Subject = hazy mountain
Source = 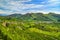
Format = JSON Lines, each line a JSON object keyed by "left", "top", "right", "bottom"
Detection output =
{"left": 0, "top": 14, "right": 8, "bottom": 16}
{"left": 1, "top": 13, "right": 60, "bottom": 22}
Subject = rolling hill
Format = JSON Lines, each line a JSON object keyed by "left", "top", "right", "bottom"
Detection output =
{"left": 0, "top": 12, "right": 60, "bottom": 40}
{"left": 4, "top": 12, "right": 60, "bottom": 22}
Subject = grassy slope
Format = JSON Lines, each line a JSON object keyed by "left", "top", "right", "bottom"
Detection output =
{"left": 0, "top": 13, "right": 60, "bottom": 40}
{"left": 0, "top": 21, "right": 60, "bottom": 40}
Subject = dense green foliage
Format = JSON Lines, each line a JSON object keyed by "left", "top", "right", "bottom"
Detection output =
{"left": 0, "top": 13, "right": 60, "bottom": 40}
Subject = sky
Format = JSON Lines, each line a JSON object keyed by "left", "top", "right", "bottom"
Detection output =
{"left": 0, "top": 0, "right": 60, "bottom": 14}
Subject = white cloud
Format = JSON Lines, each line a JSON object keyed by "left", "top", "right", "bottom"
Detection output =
{"left": 9, "top": 1, "right": 44, "bottom": 9}
{"left": 0, "top": 10, "right": 13, "bottom": 14}
{"left": 48, "top": 0, "right": 60, "bottom": 6}
{"left": 49, "top": 0, "right": 58, "bottom": 2}
{"left": 0, "top": 0, "right": 45, "bottom": 13}
{"left": 18, "top": 0, "right": 31, "bottom": 2}
{"left": 0, "top": 10, "right": 5, "bottom": 13}
{"left": 0, "top": 0, "right": 60, "bottom": 14}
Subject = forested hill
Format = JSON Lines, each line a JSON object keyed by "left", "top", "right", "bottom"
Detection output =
{"left": 0, "top": 12, "right": 60, "bottom": 40}
{"left": 1, "top": 12, "right": 60, "bottom": 22}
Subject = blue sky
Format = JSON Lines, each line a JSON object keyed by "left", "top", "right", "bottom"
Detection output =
{"left": 0, "top": 0, "right": 60, "bottom": 14}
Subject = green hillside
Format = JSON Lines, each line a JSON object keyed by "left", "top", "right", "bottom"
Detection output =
{"left": 0, "top": 13, "right": 60, "bottom": 40}
{"left": 5, "top": 12, "right": 60, "bottom": 22}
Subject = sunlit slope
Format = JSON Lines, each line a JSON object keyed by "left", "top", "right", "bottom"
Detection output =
{"left": 0, "top": 21, "right": 60, "bottom": 40}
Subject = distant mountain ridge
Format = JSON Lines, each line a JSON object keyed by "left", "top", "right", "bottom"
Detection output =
{"left": 0, "top": 14, "right": 8, "bottom": 16}
{"left": 0, "top": 12, "right": 60, "bottom": 22}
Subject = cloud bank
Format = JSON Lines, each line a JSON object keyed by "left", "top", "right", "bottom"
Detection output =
{"left": 0, "top": 0, "right": 60, "bottom": 14}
